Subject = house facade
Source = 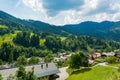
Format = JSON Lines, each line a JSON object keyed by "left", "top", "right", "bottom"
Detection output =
{"left": 0, "top": 62, "right": 60, "bottom": 80}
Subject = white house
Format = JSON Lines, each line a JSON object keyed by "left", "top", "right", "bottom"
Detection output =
{"left": 0, "top": 62, "right": 60, "bottom": 80}
{"left": 102, "top": 51, "right": 115, "bottom": 57}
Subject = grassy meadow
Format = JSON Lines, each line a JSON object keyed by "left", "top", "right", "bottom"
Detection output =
{"left": 66, "top": 65, "right": 120, "bottom": 80}
{"left": 0, "top": 31, "right": 20, "bottom": 46}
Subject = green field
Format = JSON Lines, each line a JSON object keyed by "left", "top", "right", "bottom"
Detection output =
{"left": 66, "top": 65, "right": 120, "bottom": 80}
{"left": 40, "top": 39, "right": 46, "bottom": 46}
{"left": 0, "top": 25, "right": 8, "bottom": 28}
{"left": 108, "top": 62, "right": 120, "bottom": 67}
{"left": 0, "top": 31, "right": 20, "bottom": 45}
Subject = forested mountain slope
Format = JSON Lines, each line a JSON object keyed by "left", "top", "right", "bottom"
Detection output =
{"left": 62, "top": 21, "right": 120, "bottom": 41}
{"left": 1, "top": 11, "right": 120, "bottom": 41}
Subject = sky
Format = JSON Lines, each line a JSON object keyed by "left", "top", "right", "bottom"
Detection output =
{"left": 0, "top": 0, "right": 120, "bottom": 25}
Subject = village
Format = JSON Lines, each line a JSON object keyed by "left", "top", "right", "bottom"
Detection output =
{"left": 54, "top": 51, "right": 120, "bottom": 66}
{"left": 0, "top": 50, "right": 120, "bottom": 80}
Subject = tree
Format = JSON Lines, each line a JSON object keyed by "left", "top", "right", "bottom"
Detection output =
{"left": 26, "top": 67, "right": 38, "bottom": 80}
{"left": 8, "top": 52, "right": 13, "bottom": 63}
{"left": 16, "top": 66, "right": 26, "bottom": 80}
{"left": 13, "top": 32, "right": 30, "bottom": 47}
{"left": 15, "top": 55, "right": 27, "bottom": 67}
{"left": 45, "top": 36, "right": 62, "bottom": 52}
{"left": 0, "top": 28, "right": 10, "bottom": 35}
{"left": 0, "top": 59, "right": 3, "bottom": 65}
{"left": 0, "top": 74, "right": 2, "bottom": 80}
{"left": 16, "top": 66, "right": 37, "bottom": 80}
{"left": 69, "top": 52, "right": 88, "bottom": 69}
{"left": 7, "top": 74, "right": 16, "bottom": 80}
{"left": 105, "top": 56, "right": 117, "bottom": 64}
{"left": 0, "top": 43, "right": 14, "bottom": 62}
{"left": 28, "top": 57, "right": 39, "bottom": 65}
{"left": 69, "top": 53, "right": 80, "bottom": 69}
{"left": 30, "top": 34, "right": 40, "bottom": 47}
{"left": 44, "top": 54, "right": 54, "bottom": 63}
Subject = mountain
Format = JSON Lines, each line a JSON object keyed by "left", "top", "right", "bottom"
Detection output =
{"left": 62, "top": 21, "right": 120, "bottom": 41}
{"left": 0, "top": 11, "right": 69, "bottom": 35}
{"left": 1, "top": 11, "right": 120, "bottom": 41}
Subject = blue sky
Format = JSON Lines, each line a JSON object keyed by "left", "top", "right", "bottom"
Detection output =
{"left": 0, "top": 0, "right": 120, "bottom": 25}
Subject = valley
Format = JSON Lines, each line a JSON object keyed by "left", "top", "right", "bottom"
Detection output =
{"left": 0, "top": 11, "right": 120, "bottom": 80}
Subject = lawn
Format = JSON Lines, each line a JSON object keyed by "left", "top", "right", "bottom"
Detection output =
{"left": 95, "top": 58, "right": 105, "bottom": 62}
{"left": 108, "top": 62, "right": 120, "bottom": 67}
{"left": 66, "top": 65, "right": 120, "bottom": 80}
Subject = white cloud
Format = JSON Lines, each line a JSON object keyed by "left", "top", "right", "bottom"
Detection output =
{"left": 22, "top": 0, "right": 45, "bottom": 13}
{"left": 19, "top": 0, "right": 120, "bottom": 25}
{"left": 15, "top": 0, "right": 21, "bottom": 7}
{"left": 112, "top": 13, "right": 120, "bottom": 20}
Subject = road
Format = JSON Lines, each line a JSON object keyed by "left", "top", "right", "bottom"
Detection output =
{"left": 94, "top": 62, "right": 118, "bottom": 69}
{"left": 56, "top": 67, "right": 69, "bottom": 80}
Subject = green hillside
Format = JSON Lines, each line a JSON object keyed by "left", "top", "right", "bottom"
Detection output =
{"left": 0, "top": 25, "right": 7, "bottom": 28}
{"left": 0, "top": 30, "right": 20, "bottom": 45}
{"left": 0, "top": 11, "right": 120, "bottom": 65}
{"left": 2, "top": 11, "right": 120, "bottom": 41}
{"left": 66, "top": 65, "right": 120, "bottom": 80}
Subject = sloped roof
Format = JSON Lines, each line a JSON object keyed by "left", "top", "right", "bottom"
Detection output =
{"left": 0, "top": 62, "right": 60, "bottom": 80}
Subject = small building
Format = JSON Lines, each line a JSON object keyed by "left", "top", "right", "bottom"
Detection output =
{"left": 102, "top": 52, "right": 115, "bottom": 57}
{"left": 114, "top": 53, "right": 120, "bottom": 62}
{"left": 88, "top": 59, "right": 95, "bottom": 65}
{"left": 54, "top": 56, "right": 68, "bottom": 62}
{"left": 54, "top": 52, "right": 73, "bottom": 62}
{"left": 54, "top": 57, "right": 61, "bottom": 62}
{"left": 88, "top": 52, "right": 101, "bottom": 59}
{"left": 0, "top": 62, "right": 60, "bottom": 80}
{"left": 101, "top": 54, "right": 107, "bottom": 58}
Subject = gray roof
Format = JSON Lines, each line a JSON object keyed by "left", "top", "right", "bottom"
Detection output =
{"left": 0, "top": 62, "right": 60, "bottom": 80}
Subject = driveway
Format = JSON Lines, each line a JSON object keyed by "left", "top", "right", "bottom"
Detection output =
{"left": 95, "top": 62, "right": 118, "bottom": 68}
{"left": 56, "top": 67, "right": 69, "bottom": 80}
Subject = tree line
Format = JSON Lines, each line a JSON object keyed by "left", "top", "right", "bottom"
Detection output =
{"left": 0, "top": 43, "right": 51, "bottom": 63}
{"left": 0, "top": 31, "right": 120, "bottom": 63}
{"left": 13, "top": 32, "right": 120, "bottom": 52}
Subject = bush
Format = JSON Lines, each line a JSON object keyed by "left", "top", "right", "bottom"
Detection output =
{"left": 105, "top": 56, "right": 117, "bottom": 64}
{"left": 15, "top": 55, "right": 27, "bottom": 67}
{"left": 69, "top": 52, "right": 88, "bottom": 69}
{"left": 0, "top": 59, "right": 3, "bottom": 65}
{"left": 28, "top": 57, "right": 39, "bottom": 65}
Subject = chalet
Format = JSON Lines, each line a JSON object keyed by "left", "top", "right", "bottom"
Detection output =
{"left": 102, "top": 52, "right": 115, "bottom": 57}
{"left": 101, "top": 54, "right": 107, "bottom": 58}
{"left": 114, "top": 53, "right": 120, "bottom": 62}
{"left": 0, "top": 62, "right": 60, "bottom": 80}
{"left": 54, "top": 52, "right": 73, "bottom": 62}
{"left": 54, "top": 56, "right": 68, "bottom": 62}
{"left": 88, "top": 52, "right": 101, "bottom": 59}
{"left": 88, "top": 59, "right": 95, "bottom": 65}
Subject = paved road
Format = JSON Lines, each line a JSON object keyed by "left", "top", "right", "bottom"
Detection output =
{"left": 56, "top": 67, "right": 69, "bottom": 80}
{"left": 94, "top": 62, "right": 118, "bottom": 68}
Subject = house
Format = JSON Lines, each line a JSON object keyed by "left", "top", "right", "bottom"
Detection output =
{"left": 102, "top": 52, "right": 115, "bottom": 57}
{"left": 54, "top": 57, "right": 61, "bottom": 62}
{"left": 54, "top": 52, "right": 73, "bottom": 62}
{"left": 101, "top": 54, "right": 107, "bottom": 58}
{"left": 54, "top": 56, "right": 69, "bottom": 62}
{"left": 88, "top": 59, "right": 95, "bottom": 65}
{"left": 101, "top": 52, "right": 116, "bottom": 58}
{"left": 0, "top": 62, "right": 60, "bottom": 80}
{"left": 114, "top": 53, "right": 120, "bottom": 62}
{"left": 95, "top": 52, "right": 101, "bottom": 57}
{"left": 88, "top": 52, "right": 101, "bottom": 59}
